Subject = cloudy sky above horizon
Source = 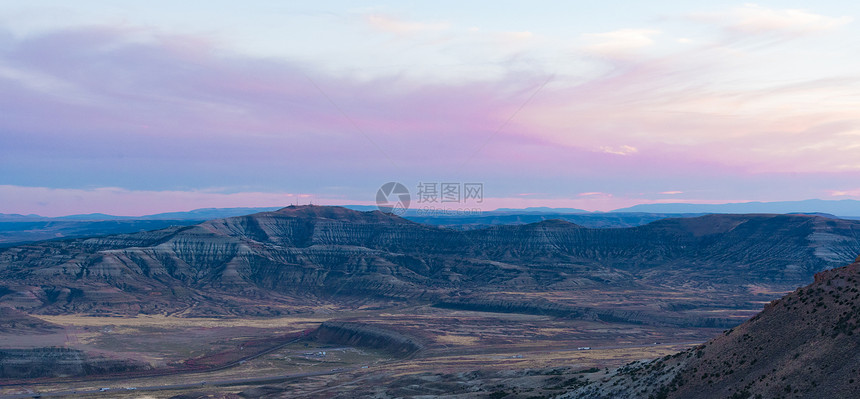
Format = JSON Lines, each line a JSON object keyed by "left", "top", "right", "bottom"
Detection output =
{"left": 2, "top": 1, "right": 860, "bottom": 216}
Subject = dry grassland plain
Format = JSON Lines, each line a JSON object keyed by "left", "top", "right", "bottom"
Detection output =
{"left": 0, "top": 304, "right": 721, "bottom": 398}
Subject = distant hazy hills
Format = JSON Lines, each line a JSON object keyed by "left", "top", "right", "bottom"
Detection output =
{"left": 611, "top": 199, "right": 860, "bottom": 216}
{"left": 2, "top": 199, "right": 859, "bottom": 246}
{"left": 5, "top": 199, "right": 860, "bottom": 221}
{"left": 491, "top": 206, "right": 589, "bottom": 213}
{"left": 0, "top": 219, "right": 205, "bottom": 247}
{"left": 0, "top": 207, "right": 284, "bottom": 246}
{"left": 0, "top": 207, "right": 283, "bottom": 221}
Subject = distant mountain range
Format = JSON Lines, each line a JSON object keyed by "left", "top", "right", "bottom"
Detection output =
{"left": 2, "top": 200, "right": 860, "bottom": 246}
{"left": 0, "top": 205, "right": 590, "bottom": 220}
{"left": 0, "top": 207, "right": 281, "bottom": 246}
{"left": 0, "top": 207, "right": 283, "bottom": 221}
{"left": 611, "top": 199, "right": 860, "bottom": 216}
{"left": 491, "top": 206, "right": 589, "bottom": 213}
{"left": 5, "top": 199, "right": 860, "bottom": 220}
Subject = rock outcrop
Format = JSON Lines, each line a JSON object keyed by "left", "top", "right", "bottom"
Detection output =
{"left": 562, "top": 257, "right": 860, "bottom": 399}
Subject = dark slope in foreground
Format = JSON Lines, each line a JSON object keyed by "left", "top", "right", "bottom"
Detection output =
{"left": 0, "top": 206, "right": 859, "bottom": 317}
{"left": 563, "top": 256, "right": 860, "bottom": 399}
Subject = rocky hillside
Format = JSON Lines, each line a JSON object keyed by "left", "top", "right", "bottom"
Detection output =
{"left": 0, "top": 206, "right": 858, "bottom": 317}
{"left": 562, "top": 256, "right": 860, "bottom": 399}
{"left": 0, "top": 307, "right": 61, "bottom": 333}
{"left": 314, "top": 321, "right": 423, "bottom": 357}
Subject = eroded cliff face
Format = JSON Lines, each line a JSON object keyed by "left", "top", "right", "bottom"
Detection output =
{"left": 0, "top": 206, "right": 858, "bottom": 317}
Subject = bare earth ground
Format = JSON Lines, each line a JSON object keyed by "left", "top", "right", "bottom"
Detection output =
{"left": 0, "top": 299, "right": 729, "bottom": 398}
{"left": 0, "top": 283, "right": 789, "bottom": 398}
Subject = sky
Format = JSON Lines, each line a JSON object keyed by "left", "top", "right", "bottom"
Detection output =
{"left": 1, "top": 1, "right": 860, "bottom": 216}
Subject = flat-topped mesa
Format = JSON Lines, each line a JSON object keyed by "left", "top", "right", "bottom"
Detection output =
{"left": 194, "top": 205, "right": 432, "bottom": 251}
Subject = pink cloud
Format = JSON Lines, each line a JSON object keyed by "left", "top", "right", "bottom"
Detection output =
{"left": 581, "top": 28, "right": 660, "bottom": 59}
{"left": 365, "top": 14, "right": 450, "bottom": 35}
{"left": 830, "top": 188, "right": 860, "bottom": 197}
{"left": 0, "top": 26, "right": 544, "bottom": 172}
{"left": 5, "top": 23, "right": 856, "bottom": 178}
{"left": 722, "top": 4, "right": 852, "bottom": 34}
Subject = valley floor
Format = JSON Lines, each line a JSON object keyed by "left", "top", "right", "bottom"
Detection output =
{"left": 0, "top": 305, "right": 722, "bottom": 398}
